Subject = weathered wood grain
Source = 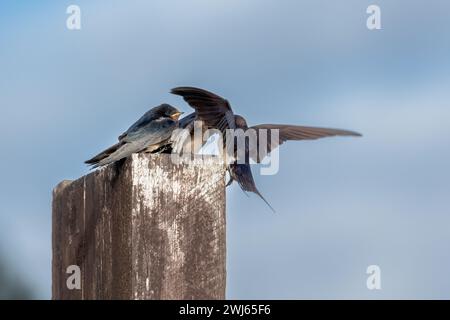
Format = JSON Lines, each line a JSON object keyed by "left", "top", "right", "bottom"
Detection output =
{"left": 52, "top": 153, "right": 226, "bottom": 300}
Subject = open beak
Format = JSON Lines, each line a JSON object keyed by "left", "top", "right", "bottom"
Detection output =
{"left": 170, "top": 111, "right": 184, "bottom": 120}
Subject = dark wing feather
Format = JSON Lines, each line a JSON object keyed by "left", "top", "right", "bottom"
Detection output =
{"left": 84, "top": 141, "right": 125, "bottom": 165}
{"left": 250, "top": 124, "right": 362, "bottom": 162}
{"left": 171, "top": 87, "right": 236, "bottom": 132}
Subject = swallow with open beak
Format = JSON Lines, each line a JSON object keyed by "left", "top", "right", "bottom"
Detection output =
{"left": 85, "top": 104, "right": 183, "bottom": 168}
{"left": 171, "top": 86, "right": 362, "bottom": 211}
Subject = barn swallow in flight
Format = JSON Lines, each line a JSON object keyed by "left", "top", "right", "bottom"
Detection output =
{"left": 171, "top": 87, "right": 361, "bottom": 211}
{"left": 85, "top": 104, "right": 183, "bottom": 168}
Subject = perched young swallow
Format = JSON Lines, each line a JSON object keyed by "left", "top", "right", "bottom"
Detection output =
{"left": 171, "top": 87, "right": 361, "bottom": 211}
{"left": 85, "top": 104, "right": 183, "bottom": 168}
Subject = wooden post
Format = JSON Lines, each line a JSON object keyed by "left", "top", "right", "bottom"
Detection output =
{"left": 52, "top": 153, "right": 226, "bottom": 300}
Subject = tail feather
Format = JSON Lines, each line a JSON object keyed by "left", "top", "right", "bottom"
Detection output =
{"left": 253, "top": 189, "right": 275, "bottom": 213}
{"left": 229, "top": 163, "right": 275, "bottom": 213}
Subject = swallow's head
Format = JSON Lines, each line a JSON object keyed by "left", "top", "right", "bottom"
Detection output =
{"left": 155, "top": 104, "right": 184, "bottom": 120}
{"left": 169, "top": 109, "right": 183, "bottom": 121}
{"left": 234, "top": 114, "right": 248, "bottom": 129}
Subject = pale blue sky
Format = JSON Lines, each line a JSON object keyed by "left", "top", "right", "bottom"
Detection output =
{"left": 1, "top": 0, "right": 449, "bottom": 299}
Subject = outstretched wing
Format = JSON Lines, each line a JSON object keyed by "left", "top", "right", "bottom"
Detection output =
{"left": 171, "top": 87, "right": 236, "bottom": 132}
{"left": 250, "top": 124, "right": 362, "bottom": 162}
